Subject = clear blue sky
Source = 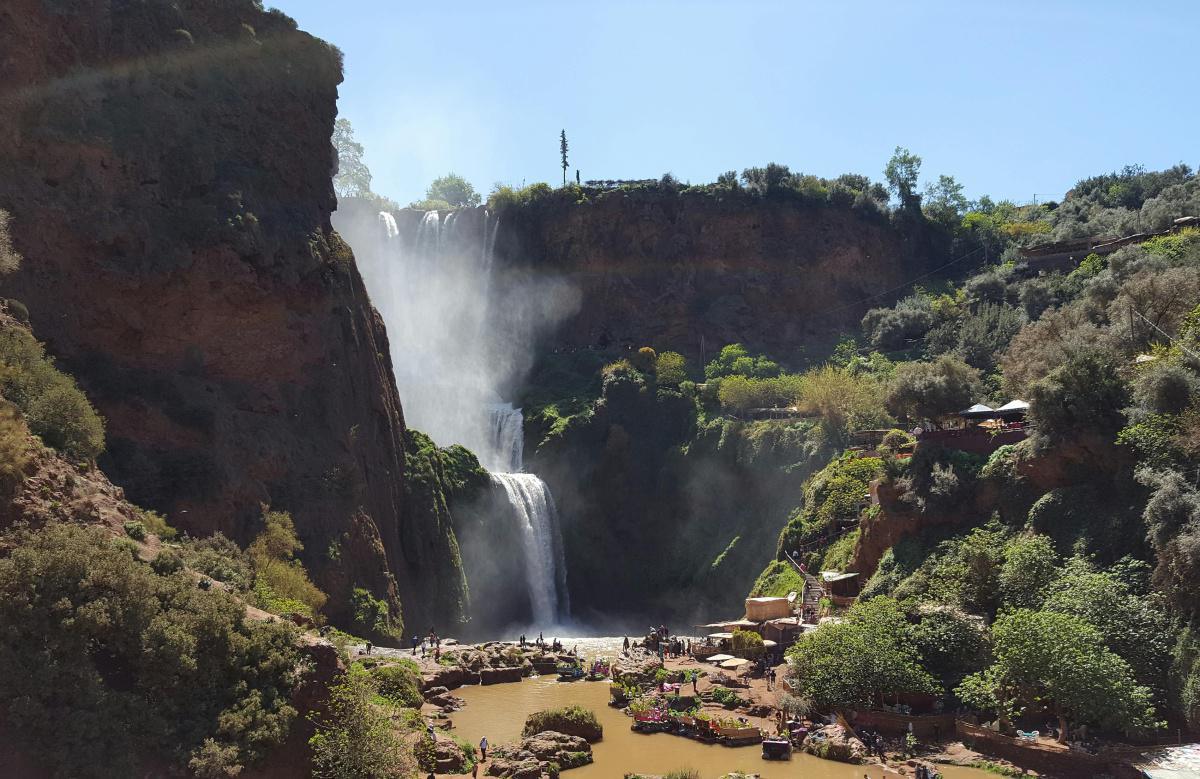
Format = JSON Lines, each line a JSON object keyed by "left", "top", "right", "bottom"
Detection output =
{"left": 271, "top": 0, "right": 1197, "bottom": 207}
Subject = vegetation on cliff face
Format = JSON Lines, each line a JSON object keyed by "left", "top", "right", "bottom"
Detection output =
{"left": 524, "top": 347, "right": 831, "bottom": 620}
{"left": 0, "top": 522, "right": 303, "bottom": 778}
{"left": 755, "top": 164, "right": 1200, "bottom": 737}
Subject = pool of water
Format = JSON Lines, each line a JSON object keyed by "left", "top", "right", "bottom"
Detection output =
{"left": 449, "top": 674, "right": 991, "bottom": 779}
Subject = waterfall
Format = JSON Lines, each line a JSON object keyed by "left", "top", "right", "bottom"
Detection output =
{"left": 336, "top": 203, "right": 571, "bottom": 625}
{"left": 492, "top": 473, "right": 569, "bottom": 625}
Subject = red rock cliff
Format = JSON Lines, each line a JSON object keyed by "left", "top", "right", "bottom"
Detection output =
{"left": 0, "top": 0, "right": 465, "bottom": 632}
{"left": 494, "top": 192, "right": 933, "bottom": 361}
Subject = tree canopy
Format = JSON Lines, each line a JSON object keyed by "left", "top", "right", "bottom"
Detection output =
{"left": 787, "top": 597, "right": 940, "bottom": 710}
{"left": 424, "top": 173, "right": 481, "bottom": 208}
{"left": 332, "top": 118, "right": 373, "bottom": 198}
{"left": 957, "top": 609, "right": 1159, "bottom": 741}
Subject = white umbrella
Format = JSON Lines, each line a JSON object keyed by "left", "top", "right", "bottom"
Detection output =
{"left": 719, "top": 657, "right": 750, "bottom": 669}
{"left": 707, "top": 653, "right": 735, "bottom": 663}
{"left": 761, "top": 640, "right": 778, "bottom": 648}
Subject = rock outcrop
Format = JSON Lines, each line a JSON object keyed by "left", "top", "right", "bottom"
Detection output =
{"left": 488, "top": 731, "right": 593, "bottom": 778}
{"left": 801, "top": 723, "right": 867, "bottom": 763}
{"left": 0, "top": 0, "right": 466, "bottom": 632}
{"left": 494, "top": 191, "right": 935, "bottom": 362}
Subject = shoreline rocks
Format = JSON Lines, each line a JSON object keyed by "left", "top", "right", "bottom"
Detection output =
{"left": 488, "top": 731, "right": 593, "bottom": 778}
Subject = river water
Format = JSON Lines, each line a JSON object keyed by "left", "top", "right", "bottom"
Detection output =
{"left": 447, "top": 643, "right": 992, "bottom": 779}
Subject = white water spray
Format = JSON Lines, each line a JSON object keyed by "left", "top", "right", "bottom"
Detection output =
{"left": 337, "top": 204, "right": 575, "bottom": 624}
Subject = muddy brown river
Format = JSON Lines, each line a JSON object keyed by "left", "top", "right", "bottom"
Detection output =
{"left": 450, "top": 674, "right": 992, "bottom": 779}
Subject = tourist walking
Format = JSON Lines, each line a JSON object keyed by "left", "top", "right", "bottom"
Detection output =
{"left": 622, "top": 636, "right": 629, "bottom": 650}
{"left": 411, "top": 634, "right": 419, "bottom": 655}
{"left": 479, "top": 735, "right": 489, "bottom": 761}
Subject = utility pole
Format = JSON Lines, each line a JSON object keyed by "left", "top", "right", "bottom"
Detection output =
{"left": 560, "top": 130, "right": 569, "bottom": 187}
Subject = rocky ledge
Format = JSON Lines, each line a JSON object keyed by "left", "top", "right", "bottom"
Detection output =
{"left": 486, "top": 731, "right": 593, "bottom": 778}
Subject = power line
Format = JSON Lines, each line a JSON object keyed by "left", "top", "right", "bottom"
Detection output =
{"left": 1130, "top": 306, "right": 1200, "bottom": 362}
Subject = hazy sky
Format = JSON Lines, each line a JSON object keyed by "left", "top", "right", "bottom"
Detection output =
{"left": 271, "top": 0, "right": 1197, "bottom": 207}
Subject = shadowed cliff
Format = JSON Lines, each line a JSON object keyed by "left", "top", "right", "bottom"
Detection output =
{"left": 0, "top": 0, "right": 466, "bottom": 634}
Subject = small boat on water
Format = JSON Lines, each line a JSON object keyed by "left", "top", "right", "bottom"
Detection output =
{"left": 556, "top": 662, "right": 585, "bottom": 681}
{"left": 761, "top": 735, "right": 792, "bottom": 760}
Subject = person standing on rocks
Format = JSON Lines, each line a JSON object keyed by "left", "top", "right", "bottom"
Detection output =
{"left": 479, "top": 735, "right": 489, "bottom": 761}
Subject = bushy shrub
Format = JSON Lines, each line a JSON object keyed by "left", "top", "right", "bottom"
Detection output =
{"left": 123, "top": 519, "right": 147, "bottom": 541}
{"left": 138, "top": 509, "right": 177, "bottom": 540}
{"left": 655, "top": 351, "right": 688, "bottom": 385}
{"left": 249, "top": 509, "right": 327, "bottom": 619}
{"left": 309, "top": 666, "right": 414, "bottom": 779}
{"left": 1133, "top": 361, "right": 1199, "bottom": 416}
{"left": 522, "top": 706, "right": 603, "bottom": 742}
{"left": 0, "top": 325, "right": 105, "bottom": 459}
{"left": 350, "top": 586, "right": 396, "bottom": 638}
{"left": 862, "top": 297, "right": 934, "bottom": 349}
{"left": 731, "top": 628, "right": 765, "bottom": 659}
{"left": 0, "top": 523, "right": 301, "bottom": 778}
{"left": 0, "top": 402, "right": 30, "bottom": 494}
{"left": 885, "top": 355, "right": 981, "bottom": 423}
{"left": 704, "top": 343, "right": 780, "bottom": 380}
{"left": 371, "top": 660, "right": 423, "bottom": 708}
{"left": 1028, "top": 349, "right": 1129, "bottom": 445}
{"left": 180, "top": 532, "right": 254, "bottom": 591}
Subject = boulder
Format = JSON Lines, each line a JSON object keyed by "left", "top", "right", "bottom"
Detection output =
{"left": 612, "top": 648, "right": 662, "bottom": 685}
{"left": 480, "top": 666, "right": 523, "bottom": 685}
{"left": 433, "top": 736, "right": 472, "bottom": 773}
{"left": 423, "top": 666, "right": 466, "bottom": 691}
{"left": 423, "top": 685, "right": 450, "bottom": 699}
{"left": 520, "top": 730, "right": 593, "bottom": 769}
{"left": 801, "top": 724, "right": 867, "bottom": 764}
{"left": 485, "top": 754, "right": 544, "bottom": 779}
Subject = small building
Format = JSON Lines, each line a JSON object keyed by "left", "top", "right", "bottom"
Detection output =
{"left": 761, "top": 616, "right": 804, "bottom": 648}
{"left": 821, "top": 571, "right": 861, "bottom": 606}
{"left": 745, "top": 595, "right": 793, "bottom": 621}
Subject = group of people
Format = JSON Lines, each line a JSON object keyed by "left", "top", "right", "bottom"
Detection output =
{"left": 517, "top": 632, "right": 566, "bottom": 653}
{"left": 410, "top": 629, "right": 443, "bottom": 660}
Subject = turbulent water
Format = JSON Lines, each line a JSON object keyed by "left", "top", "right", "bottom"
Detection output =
{"left": 337, "top": 204, "right": 573, "bottom": 624}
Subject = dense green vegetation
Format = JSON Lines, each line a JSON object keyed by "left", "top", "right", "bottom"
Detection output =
{"left": 308, "top": 665, "right": 416, "bottom": 779}
{"left": 0, "top": 522, "right": 302, "bottom": 778}
{"left": 766, "top": 163, "right": 1200, "bottom": 741}
{"left": 0, "top": 323, "right": 105, "bottom": 459}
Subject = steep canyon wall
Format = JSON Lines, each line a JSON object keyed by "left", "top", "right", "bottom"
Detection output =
{"left": 0, "top": 0, "right": 465, "bottom": 633}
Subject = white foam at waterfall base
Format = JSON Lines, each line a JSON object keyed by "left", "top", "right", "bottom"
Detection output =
{"left": 336, "top": 204, "right": 577, "bottom": 624}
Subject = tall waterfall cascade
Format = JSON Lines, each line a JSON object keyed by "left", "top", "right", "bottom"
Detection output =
{"left": 341, "top": 205, "right": 569, "bottom": 625}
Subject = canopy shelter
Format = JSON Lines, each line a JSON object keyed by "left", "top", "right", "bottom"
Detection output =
{"left": 707, "top": 632, "right": 735, "bottom": 640}
{"left": 959, "top": 400, "right": 1029, "bottom": 421}
{"left": 707, "top": 653, "right": 735, "bottom": 663}
{"left": 761, "top": 640, "right": 778, "bottom": 648}
{"left": 959, "top": 403, "right": 995, "bottom": 419}
{"left": 719, "top": 657, "right": 750, "bottom": 669}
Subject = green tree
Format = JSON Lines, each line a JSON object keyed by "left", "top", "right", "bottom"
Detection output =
{"left": 885, "top": 355, "right": 981, "bottom": 424}
{"left": 957, "top": 609, "right": 1159, "bottom": 741}
{"left": 731, "top": 628, "right": 765, "bottom": 660}
{"left": 560, "top": 130, "right": 569, "bottom": 187}
{"left": 797, "top": 364, "right": 889, "bottom": 440}
{"left": 787, "top": 597, "right": 940, "bottom": 710}
{"left": 704, "top": 343, "right": 780, "bottom": 380}
{"left": 655, "top": 351, "right": 688, "bottom": 385}
{"left": 884, "top": 146, "right": 922, "bottom": 208}
{"left": 998, "top": 533, "right": 1059, "bottom": 610}
{"left": 1027, "top": 349, "right": 1129, "bottom": 446}
{"left": 309, "top": 667, "right": 413, "bottom": 779}
{"left": 923, "top": 174, "right": 968, "bottom": 225}
{"left": 0, "top": 523, "right": 300, "bottom": 778}
{"left": 332, "top": 118, "right": 373, "bottom": 198}
{"left": 1043, "top": 558, "right": 1175, "bottom": 702}
{"left": 249, "top": 509, "right": 328, "bottom": 620}
{"left": 424, "top": 173, "right": 480, "bottom": 208}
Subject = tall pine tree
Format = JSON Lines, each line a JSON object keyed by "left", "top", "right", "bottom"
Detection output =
{"left": 560, "top": 130, "right": 569, "bottom": 186}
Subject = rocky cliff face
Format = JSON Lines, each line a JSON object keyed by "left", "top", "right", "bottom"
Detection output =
{"left": 496, "top": 192, "right": 931, "bottom": 361}
{"left": 0, "top": 0, "right": 465, "bottom": 633}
